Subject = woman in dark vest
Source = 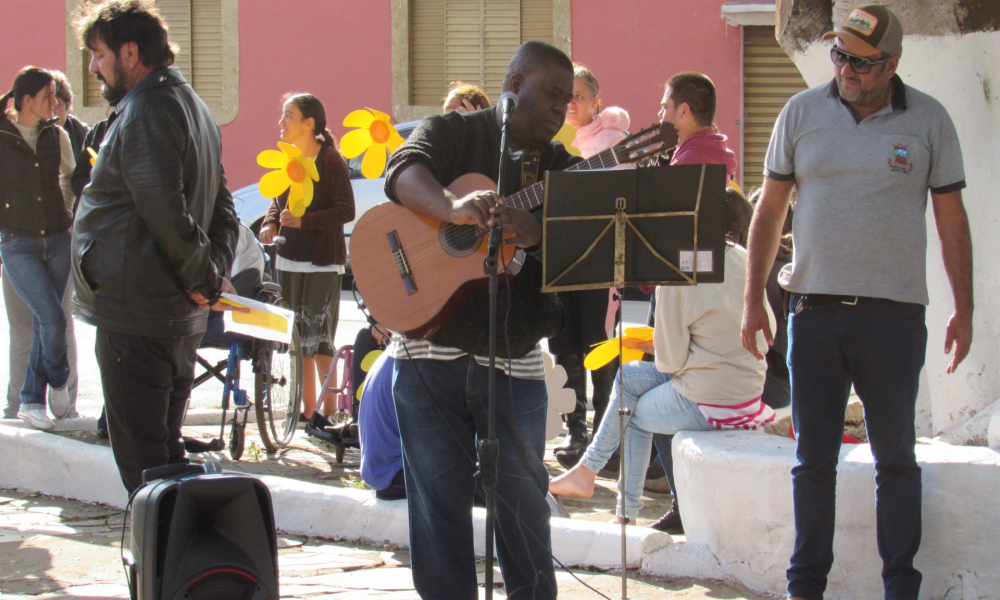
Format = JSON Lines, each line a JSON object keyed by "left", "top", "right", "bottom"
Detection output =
{"left": 259, "top": 93, "right": 355, "bottom": 422}
{"left": 0, "top": 67, "right": 76, "bottom": 431}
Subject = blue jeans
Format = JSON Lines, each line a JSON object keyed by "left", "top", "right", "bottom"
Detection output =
{"left": 0, "top": 229, "right": 71, "bottom": 408}
{"left": 580, "top": 361, "right": 712, "bottom": 519}
{"left": 786, "top": 294, "right": 926, "bottom": 600}
{"left": 392, "top": 356, "right": 555, "bottom": 600}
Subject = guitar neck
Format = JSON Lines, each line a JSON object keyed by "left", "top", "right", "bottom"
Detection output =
{"left": 503, "top": 145, "right": 623, "bottom": 212}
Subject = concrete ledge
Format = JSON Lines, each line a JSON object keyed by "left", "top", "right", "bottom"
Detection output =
{"left": 0, "top": 424, "right": 670, "bottom": 572}
{"left": 0, "top": 424, "right": 128, "bottom": 508}
{"left": 672, "top": 430, "right": 1000, "bottom": 599}
{"left": 0, "top": 407, "right": 242, "bottom": 431}
{"left": 1, "top": 415, "right": 100, "bottom": 432}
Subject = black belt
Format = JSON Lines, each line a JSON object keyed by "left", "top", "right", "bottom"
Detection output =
{"left": 796, "top": 293, "right": 866, "bottom": 313}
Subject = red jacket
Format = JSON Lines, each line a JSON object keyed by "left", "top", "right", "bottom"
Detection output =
{"left": 671, "top": 127, "right": 738, "bottom": 179}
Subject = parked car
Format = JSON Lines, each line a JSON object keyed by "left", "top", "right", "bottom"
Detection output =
{"left": 232, "top": 119, "right": 421, "bottom": 273}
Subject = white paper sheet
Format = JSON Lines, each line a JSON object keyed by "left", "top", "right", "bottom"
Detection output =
{"left": 220, "top": 293, "right": 295, "bottom": 344}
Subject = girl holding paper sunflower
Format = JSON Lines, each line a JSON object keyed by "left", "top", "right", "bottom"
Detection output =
{"left": 259, "top": 93, "right": 355, "bottom": 420}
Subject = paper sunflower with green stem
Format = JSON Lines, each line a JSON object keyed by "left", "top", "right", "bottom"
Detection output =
{"left": 340, "top": 108, "right": 405, "bottom": 179}
{"left": 257, "top": 142, "right": 320, "bottom": 216}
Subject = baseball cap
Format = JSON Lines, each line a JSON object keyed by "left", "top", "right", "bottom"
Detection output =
{"left": 823, "top": 4, "right": 903, "bottom": 57}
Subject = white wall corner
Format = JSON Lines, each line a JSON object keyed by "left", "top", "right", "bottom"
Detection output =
{"left": 721, "top": 3, "right": 777, "bottom": 27}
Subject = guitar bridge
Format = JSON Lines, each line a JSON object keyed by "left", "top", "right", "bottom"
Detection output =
{"left": 386, "top": 230, "right": 417, "bottom": 296}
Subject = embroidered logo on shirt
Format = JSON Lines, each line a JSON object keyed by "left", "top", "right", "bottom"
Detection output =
{"left": 844, "top": 9, "right": 878, "bottom": 36}
{"left": 888, "top": 143, "right": 913, "bottom": 174}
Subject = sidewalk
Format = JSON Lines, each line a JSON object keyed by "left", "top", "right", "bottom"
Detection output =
{"left": 0, "top": 290, "right": 778, "bottom": 598}
{"left": 0, "top": 488, "right": 774, "bottom": 599}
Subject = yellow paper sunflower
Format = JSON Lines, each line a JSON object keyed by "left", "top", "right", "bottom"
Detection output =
{"left": 340, "top": 108, "right": 405, "bottom": 179}
{"left": 256, "top": 141, "right": 320, "bottom": 217}
{"left": 583, "top": 326, "right": 653, "bottom": 370}
{"left": 553, "top": 123, "right": 581, "bottom": 157}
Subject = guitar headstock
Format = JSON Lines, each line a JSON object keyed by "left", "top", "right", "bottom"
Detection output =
{"left": 614, "top": 122, "right": 680, "bottom": 165}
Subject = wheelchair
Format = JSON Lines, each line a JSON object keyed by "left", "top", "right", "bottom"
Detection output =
{"left": 303, "top": 343, "right": 357, "bottom": 463}
{"left": 186, "top": 233, "right": 303, "bottom": 460}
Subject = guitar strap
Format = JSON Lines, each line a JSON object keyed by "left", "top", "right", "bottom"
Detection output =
{"left": 520, "top": 151, "right": 541, "bottom": 189}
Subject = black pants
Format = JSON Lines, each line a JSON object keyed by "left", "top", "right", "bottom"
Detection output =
{"left": 555, "top": 352, "right": 616, "bottom": 435}
{"left": 96, "top": 328, "right": 202, "bottom": 495}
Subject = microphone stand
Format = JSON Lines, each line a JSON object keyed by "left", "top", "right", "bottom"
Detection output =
{"left": 480, "top": 101, "right": 512, "bottom": 598}
{"left": 615, "top": 293, "right": 630, "bottom": 599}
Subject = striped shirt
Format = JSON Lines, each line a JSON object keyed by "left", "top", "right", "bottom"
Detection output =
{"left": 387, "top": 339, "right": 546, "bottom": 380}
{"left": 697, "top": 397, "right": 776, "bottom": 430}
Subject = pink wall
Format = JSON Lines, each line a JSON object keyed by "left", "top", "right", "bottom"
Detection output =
{"left": 222, "top": 2, "right": 393, "bottom": 189}
{"left": 1, "top": 0, "right": 67, "bottom": 87}
{"left": 3, "top": 1, "right": 742, "bottom": 187}
{"left": 570, "top": 0, "right": 743, "bottom": 174}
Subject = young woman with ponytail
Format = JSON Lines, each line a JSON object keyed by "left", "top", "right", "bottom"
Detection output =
{"left": 0, "top": 66, "right": 77, "bottom": 430}
{"left": 259, "top": 93, "right": 355, "bottom": 421}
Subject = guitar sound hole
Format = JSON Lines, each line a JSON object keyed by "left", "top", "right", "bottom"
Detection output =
{"left": 439, "top": 223, "right": 484, "bottom": 258}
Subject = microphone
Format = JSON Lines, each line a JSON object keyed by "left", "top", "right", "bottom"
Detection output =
{"left": 499, "top": 92, "right": 518, "bottom": 124}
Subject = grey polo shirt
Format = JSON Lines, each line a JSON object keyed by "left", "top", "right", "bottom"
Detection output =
{"left": 765, "top": 75, "right": 965, "bottom": 305}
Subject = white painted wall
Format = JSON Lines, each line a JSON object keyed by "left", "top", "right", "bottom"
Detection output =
{"left": 784, "top": 31, "right": 1000, "bottom": 437}
{"left": 669, "top": 430, "right": 1000, "bottom": 599}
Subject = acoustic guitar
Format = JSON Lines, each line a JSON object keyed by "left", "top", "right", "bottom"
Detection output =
{"left": 350, "top": 122, "right": 678, "bottom": 337}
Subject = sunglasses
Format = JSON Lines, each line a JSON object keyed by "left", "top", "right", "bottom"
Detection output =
{"left": 830, "top": 47, "right": 889, "bottom": 74}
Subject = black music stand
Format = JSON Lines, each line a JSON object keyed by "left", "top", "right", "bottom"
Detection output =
{"left": 541, "top": 163, "right": 727, "bottom": 599}
{"left": 542, "top": 163, "right": 727, "bottom": 291}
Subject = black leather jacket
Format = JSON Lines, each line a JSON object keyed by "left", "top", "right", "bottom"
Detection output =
{"left": 72, "top": 67, "right": 238, "bottom": 337}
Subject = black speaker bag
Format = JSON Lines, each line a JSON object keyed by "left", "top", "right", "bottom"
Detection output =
{"left": 129, "top": 472, "right": 279, "bottom": 600}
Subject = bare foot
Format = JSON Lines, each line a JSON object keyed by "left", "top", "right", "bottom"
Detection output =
{"left": 549, "top": 464, "right": 598, "bottom": 498}
{"left": 611, "top": 515, "right": 630, "bottom": 525}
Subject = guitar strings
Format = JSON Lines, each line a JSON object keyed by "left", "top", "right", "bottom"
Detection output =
{"left": 379, "top": 132, "right": 668, "bottom": 268}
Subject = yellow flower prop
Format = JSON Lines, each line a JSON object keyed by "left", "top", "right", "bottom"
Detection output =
{"left": 584, "top": 326, "right": 654, "bottom": 370}
{"left": 340, "top": 108, "right": 405, "bottom": 179}
{"left": 256, "top": 142, "right": 320, "bottom": 217}
{"left": 356, "top": 349, "right": 384, "bottom": 400}
{"left": 86, "top": 147, "right": 98, "bottom": 166}
{"left": 553, "top": 123, "right": 581, "bottom": 157}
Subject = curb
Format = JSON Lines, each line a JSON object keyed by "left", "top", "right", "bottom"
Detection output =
{"left": 0, "top": 407, "right": 255, "bottom": 433}
{"left": 0, "top": 423, "right": 674, "bottom": 571}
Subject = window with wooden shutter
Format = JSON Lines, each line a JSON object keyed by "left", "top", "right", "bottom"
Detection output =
{"left": 190, "top": 0, "right": 223, "bottom": 107}
{"left": 409, "top": 0, "right": 552, "bottom": 106}
{"left": 409, "top": 0, "right": 446, "bottom": 108}
{"left": 741, "top": 26, "right": 808, "bottom": 194}
{"left": 519, "top": 0, "right": 553, "bottom": 44}
{"left": 72, "top": 0, "right": 237, "bottom": 125}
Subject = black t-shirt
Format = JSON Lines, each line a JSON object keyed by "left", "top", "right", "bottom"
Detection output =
{"left": 384, "top": 107, "right": 579, "bottom": 358}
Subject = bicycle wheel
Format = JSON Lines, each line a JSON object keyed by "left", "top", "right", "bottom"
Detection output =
{"left": 255, "top": 327, "right": 303, "bottom": 449}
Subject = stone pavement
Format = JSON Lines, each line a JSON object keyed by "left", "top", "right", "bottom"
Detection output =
{"left": 1, "top": 489, "right": 776, "bottom": 599}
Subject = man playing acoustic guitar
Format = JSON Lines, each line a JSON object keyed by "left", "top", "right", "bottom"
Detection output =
{"left": 381, "top": 41, "right": 577, "bottom": 599}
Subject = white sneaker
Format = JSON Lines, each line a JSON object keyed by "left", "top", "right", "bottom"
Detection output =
{"left": 49, "top": 385, "right": 71, "bottom": 419}
{"left": 19, "top": 408, "right": 55, "bottom": 431}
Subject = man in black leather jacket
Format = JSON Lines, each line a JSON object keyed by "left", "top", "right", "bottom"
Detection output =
{"left": 72, "top": 0, "right": 240, "bottom": 494}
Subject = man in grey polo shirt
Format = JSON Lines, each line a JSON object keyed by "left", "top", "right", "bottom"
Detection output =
{"left": 740, "top": 5, "right": 972, "bottom": 600}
